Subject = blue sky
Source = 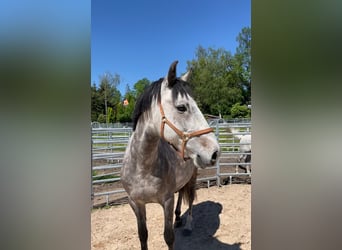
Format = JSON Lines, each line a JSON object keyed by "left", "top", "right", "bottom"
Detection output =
{"left": 92, "top": 0, "right": 250, "bottom": 95}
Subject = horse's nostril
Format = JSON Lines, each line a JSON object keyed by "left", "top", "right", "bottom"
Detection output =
{"left": 211, "top": 151, "right": 218, "bottom": 164}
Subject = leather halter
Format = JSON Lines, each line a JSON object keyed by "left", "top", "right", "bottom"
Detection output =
{"left": 159, "top": 101, "right": 214, "bottom": 160}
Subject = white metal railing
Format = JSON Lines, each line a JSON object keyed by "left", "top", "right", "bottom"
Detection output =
{"left": 91, "top": 120, "right": 251, "bottom": 205}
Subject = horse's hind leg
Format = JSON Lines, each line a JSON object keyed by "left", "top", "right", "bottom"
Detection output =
{"left": 174, "top": 191, "right": 183, "bottom": 227}
{"left": 163, "top": 195, "right": 175, "bottom": 250}
{"left": 128, "top": 197, "right": 148, "bottom": 250}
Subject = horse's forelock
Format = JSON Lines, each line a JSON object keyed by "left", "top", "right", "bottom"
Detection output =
{"left": 171, "top": 79, "right": 193, "bottom": 102}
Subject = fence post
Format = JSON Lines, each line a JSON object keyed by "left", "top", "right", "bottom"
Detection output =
{"left": 215, "top": 122, "right": 221, "bottom": 186}
{"left": 91, "top": 127, "right": 94, "bottom": 204}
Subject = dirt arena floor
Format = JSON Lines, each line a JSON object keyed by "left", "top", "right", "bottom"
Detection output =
{"left": 91, "top": 184, "right": 251, "bottom": 250}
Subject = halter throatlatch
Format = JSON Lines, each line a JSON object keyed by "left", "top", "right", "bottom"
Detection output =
{"left": 159, "top": 101, "right": 214, "bottom": 160}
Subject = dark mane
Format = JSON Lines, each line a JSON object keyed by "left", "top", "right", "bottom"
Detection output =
{"left": 132, "top": 78, "right": 163, "bottom": 131}
{"left": 132, "top": 77, "right": 193, "bottom": 131}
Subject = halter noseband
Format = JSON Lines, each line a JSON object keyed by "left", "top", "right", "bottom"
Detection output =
{"left": 159, "top": 101, "right": 214, "bottom": 160}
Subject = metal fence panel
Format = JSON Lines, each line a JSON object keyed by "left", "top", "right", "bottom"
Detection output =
{"left": 91, "top": 120, "right": 251, "bottom": 206}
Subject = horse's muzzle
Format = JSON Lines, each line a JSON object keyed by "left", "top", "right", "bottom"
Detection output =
{"left": 195, "top": 149, "right": 220, "bottom": 168}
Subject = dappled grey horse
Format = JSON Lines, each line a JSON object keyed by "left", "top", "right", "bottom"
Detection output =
{"left": 121, "top": 61, "right": 220, "bottom": 250}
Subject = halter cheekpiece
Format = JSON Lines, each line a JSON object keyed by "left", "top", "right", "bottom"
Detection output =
{"left": 158, "top": 101, "right": 214, "bottom": 160}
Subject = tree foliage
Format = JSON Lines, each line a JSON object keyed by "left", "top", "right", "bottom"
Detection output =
{"left": 91, "top": 27, "right": 251, "bottom": 122}
{"left": 235, "top": 27, "right": 251, "bottom": 104}
{"left": 117, "top": 85, "right": 136, "bottom": 123}
{"left": 133, "top": 78, "right": 150, "bottom": 99}
{"left": 91, "top": 72, "right": 122, "bottom": 122}
{"left": 186, "top": 47, "right": 243, "bottom": 116}
{"left": 91, "top": 76, "right": 151, "bottom": 123}
{"left": 91, "top": 83, "right": 102, "bottom": 121}
{"left": 186, "top": 26, "right": 251, "bottom": 117}
{"left": 230, "top": 103, "right": 251, "bottom": 118}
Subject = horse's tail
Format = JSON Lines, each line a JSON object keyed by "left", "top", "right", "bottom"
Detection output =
{"left": 182, "top": 168, "right": 197, "bottom": 205}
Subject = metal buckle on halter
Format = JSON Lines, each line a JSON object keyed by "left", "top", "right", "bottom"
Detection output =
{"left": 182, "top": 133, "right": 190, "bottom": 142}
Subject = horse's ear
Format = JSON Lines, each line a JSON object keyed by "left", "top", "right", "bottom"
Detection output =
{"left": 180, "top": 67, "right": 192, "bottom": 82}
{"left": 167, "top": 60, "right": 178, "bottom": 87}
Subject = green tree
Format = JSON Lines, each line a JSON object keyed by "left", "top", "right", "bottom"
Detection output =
{"left": 91, "top": 27, "right": 251, "bottom": 122}
{"left": 230, "top": 102, "right": 251, "bottom": 118}
{"left": 117, "top": 85, "right": 136, "bottom": 123}
{"left": 186, "top": 27, "right": 251, "bottom": 117}
{"left": 116, "top": 78, "right": 151, "bottom": 123}
{"left": 187, "top": 46, "right": 244, "bottom": 116}
{"left": 98, "top": 72, "right": 122, "bottom": 122}
{"left": 106, "top": 107, "right": 114, "bottom": 123}
{"left": 91, "top": 83, "right": 102, "bottom": 121}
{"left": 97, "top": 113, "right": 106, "bottom": 123}
{"left": 235, "top": 27, "right": 251, "bottom": 104}
{"left": 133, "top": 78, "right": 150, "bottom": 99}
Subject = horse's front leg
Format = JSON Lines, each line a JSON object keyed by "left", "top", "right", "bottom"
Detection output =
{"left": 183, "top": 168, "right": 197, "bottom": 236}
{"left": 128, "top": 197, "right": 148, "bottom": 250}
{"left": 163, "top": 195, "right": 175, "bottom": 250}
{"left": 174, "top": 191, "right": 183, "bottom": 227}
{"left": 183, "top": 195, "right": 194, "bottom": 236}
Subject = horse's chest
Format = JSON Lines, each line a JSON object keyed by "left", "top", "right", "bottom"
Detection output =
{"left": 127, "top": 173, "right": 174, "bottom": 203}
{"left": 175, "top": 162, "right": 196, "bottom": 191}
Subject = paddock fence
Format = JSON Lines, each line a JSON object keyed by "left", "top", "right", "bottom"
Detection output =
{"left": 91, "top": 120, "right": 251, "bottom": 207}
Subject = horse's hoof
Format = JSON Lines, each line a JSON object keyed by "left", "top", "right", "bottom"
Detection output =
{"left": 182, "top": 228, "right": 192, "bottom": 236}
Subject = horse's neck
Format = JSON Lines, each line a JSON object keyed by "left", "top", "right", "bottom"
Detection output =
{"left": 130, "top": 120, "right": 164, "bottom": 167}
{"left": 133, "top": 123, "right": 159, "bottom": 153}
{"left": 131, "top": 119, "right": 196, "bottom": 190}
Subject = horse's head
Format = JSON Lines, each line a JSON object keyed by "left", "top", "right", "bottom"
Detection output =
{"left": 158, "top": 61, "right": 220, "bottom": 168}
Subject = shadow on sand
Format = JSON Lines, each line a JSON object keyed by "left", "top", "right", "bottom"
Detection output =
{"left": 174, "top": 201, "right": 241, "bottom": 250}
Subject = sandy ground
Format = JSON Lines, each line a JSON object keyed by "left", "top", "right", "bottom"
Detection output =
{"left": 91, "top": 184, "right": 250, "bottom": 250}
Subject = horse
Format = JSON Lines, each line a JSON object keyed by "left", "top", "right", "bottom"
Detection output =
{"left": 121, "top": 61, "right": 220, "bottom": 250}
{"left": 230, "top": 127, "right": 251, "bottom": 173}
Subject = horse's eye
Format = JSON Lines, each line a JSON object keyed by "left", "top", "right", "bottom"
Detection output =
{"left": 176, "top": 105, "right": 187, "bottom": 113}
